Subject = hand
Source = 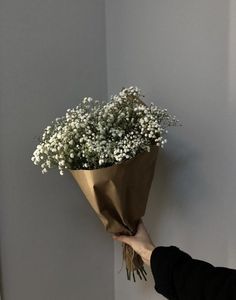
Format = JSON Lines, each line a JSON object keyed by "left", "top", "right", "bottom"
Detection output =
{"left": 113, "top": 221, "right": 155, "bottom": 266}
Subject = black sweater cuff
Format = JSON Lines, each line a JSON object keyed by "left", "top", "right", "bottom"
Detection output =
{"left": 150, "top": 246, "right": 192, "bottom": 299}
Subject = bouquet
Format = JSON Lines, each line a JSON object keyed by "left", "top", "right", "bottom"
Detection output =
{"left": 32, "top": 86, "right": 179, "bottom": 281}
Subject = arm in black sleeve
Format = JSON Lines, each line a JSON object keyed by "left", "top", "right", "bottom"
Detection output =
{"left": 150, "top": 246, "right": 236, "bottom": 300}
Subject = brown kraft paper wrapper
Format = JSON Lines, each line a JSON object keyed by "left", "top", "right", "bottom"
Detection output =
{"left": 70, "top": 146, "right": 158, "bottom": 281}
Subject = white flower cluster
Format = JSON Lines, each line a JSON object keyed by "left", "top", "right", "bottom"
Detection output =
{"left": 32, "top": 86, "right": 179, "bottom": 175}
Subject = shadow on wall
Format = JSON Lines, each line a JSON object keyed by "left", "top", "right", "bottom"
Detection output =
{"left": 145, "top": 134, "right": 208, "bottom": 243}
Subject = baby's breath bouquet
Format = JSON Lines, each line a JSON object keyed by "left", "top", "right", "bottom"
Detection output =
{"left": 32, "top": 86, "right": 179, "bottom": 281}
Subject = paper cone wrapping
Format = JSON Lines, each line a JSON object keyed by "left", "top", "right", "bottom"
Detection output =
{"left": 70, "top": 146, "right": 158, "bottom": 280}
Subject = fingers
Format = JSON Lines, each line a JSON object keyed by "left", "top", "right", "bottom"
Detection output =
{"left": 112, "top": 234, "right": 126, "bottom": 242}
{"left": 112, "top": 220, "right": 147, "bottom": 246}
{"left": 112, "top": 234, "right": 133, "bottom": 246}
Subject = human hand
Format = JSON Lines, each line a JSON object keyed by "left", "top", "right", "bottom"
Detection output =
{"left": 113, "top": 221, "right": 155, "bottom": 266}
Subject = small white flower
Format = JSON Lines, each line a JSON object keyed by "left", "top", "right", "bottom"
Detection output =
{"left": 32, "top": 86, "right": 179, "bottom": 174}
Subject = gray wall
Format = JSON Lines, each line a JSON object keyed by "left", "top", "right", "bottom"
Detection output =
{"left": 0, "top": 1, "right": 114, "bottom": 300}
{"left": 106, "top": 0, "right": 236, "bottom": 299}
{"left": 1, "top": 1, "right": 236, "bottom": 299}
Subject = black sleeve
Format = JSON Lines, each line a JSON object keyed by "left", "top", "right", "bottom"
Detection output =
{"left": 150, "top": 246, "right": 236, "bottom": 300}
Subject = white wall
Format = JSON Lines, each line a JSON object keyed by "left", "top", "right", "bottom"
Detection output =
{"left": 0, "top": 1, "right": 113, "bottom": 300}
{"left": 106, "top": 0, "right": 236, "bottom": 299}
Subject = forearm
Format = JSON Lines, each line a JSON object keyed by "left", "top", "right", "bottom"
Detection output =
{"left": 150, "top": 246, "right": 236, "bottom": 300}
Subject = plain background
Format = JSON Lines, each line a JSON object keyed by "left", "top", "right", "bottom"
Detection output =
{"left": 0, "top": 1, "right": 113, "bottom": 300}
{"left": 106, "top": 0, "right": 236, "bottom": 299}
{"left": 1, "top": 1, "right": 236, "bottom": 300}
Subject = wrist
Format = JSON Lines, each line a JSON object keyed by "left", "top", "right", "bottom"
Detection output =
{"left": 141, "top": 244, "right": 155, "bottom": 266}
